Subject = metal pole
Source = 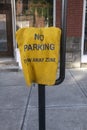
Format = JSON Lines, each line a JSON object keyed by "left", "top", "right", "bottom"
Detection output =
{"left": 55, "top": 0, "right": 67, "bottom": 85}
{"left": 60, "top": 0, "right": 67, "bottom": 78}
{"left": 38, "top": 85, "right": 46, "bottom": 130}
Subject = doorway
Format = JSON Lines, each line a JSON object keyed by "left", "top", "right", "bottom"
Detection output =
{"left": 0, "top": 4, "right": 13, "bottom": 57}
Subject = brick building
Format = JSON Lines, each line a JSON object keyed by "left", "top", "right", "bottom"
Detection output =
{"left": 0, "top": 0, "right": 87, "bottom": 68}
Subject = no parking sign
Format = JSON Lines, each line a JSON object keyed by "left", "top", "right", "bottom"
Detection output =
{"left": 16, "top": 27, "right": 61, "bottom": 86}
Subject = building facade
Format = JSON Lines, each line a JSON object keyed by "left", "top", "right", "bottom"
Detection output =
{"left": 0, "top": 0, "right": 86, "bottom": 68}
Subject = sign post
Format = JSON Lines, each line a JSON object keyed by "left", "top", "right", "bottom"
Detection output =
{"left": 38, "top": 0, "right": 67, "bottom": 130}
{"left": 38, "top": 85, "right": 45, "bottom": 130}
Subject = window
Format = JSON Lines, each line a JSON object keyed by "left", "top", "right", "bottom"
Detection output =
{"left": 0, "top": 3, "right": 13, "bottom": 57}
{"left": 0, "top": 0, "right": 5, "bottom": 3}
{"left": 16, "top": 0, "right": 53, "bottom": 29}
{"left": 0, "top": 0, "right": 11, "bottom": 3}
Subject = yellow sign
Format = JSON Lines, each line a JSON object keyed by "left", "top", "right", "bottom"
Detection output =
{"left": 16, "top": 27, "right": 61, "bottom": 86}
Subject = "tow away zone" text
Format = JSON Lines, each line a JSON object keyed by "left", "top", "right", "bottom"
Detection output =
{"left": 24, "top": 58, "right": 55, "bottom": 63}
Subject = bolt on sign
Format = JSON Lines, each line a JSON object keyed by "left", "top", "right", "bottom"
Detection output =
{"left": 16, "top": 27, "right": 61, "bottom": 86}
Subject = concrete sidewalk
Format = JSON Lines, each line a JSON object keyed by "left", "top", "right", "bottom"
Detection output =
{"left": 0, "top": 69, "right": 87, "bottom": 130}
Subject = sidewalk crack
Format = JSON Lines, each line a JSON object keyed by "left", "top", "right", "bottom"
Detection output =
{"left": 69, "top": 70, "right": 87, "bottom": 98}
{"left": 20, "top": 86, "right": 32, "bottom": 130}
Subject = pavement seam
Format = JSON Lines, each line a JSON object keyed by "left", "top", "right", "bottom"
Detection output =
{"left": 0, "top": 85, "right": 26, "bottom": 87}
{"left": 69, "top": 70, "right": 87, "bottom": 98}
{"left": 28, "top": 104, "right": 87, "bottom": 109}
{"left": 0, "top": 108, "right": 24, "bottom": 111}
{"left": 20, "top": 86, "right": 32, "bottom": 130}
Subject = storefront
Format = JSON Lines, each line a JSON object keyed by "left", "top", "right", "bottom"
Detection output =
{"left": 0, "top": 0, "right": 87, "bottom": 68}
